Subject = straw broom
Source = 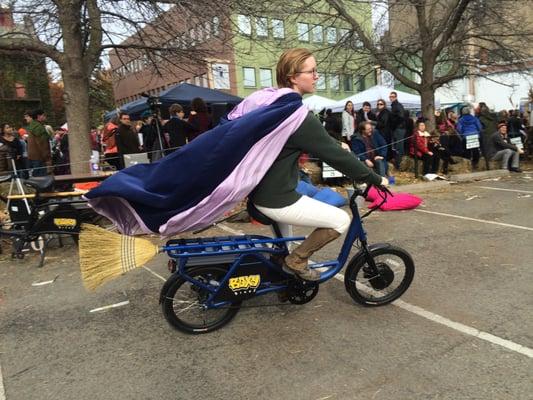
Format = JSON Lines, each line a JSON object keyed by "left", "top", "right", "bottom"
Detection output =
{"left": 79, "top": 224, "right": 160, "bottom": 291}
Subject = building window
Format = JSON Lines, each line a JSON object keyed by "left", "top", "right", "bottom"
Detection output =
{"left": 204, "top": 21, "right": 211, "bottom": 40}
{"left": 298, "top": 22, "right": 309, "bottom": 42}
{"left": 343, "top": 74, "right": 353, "bottom": 92}
{"left": 316, "top": 74, "right": 326, "bottom": 90}
{"left": 259, "top": 68, "right": 272, "bottom": 87}
{"left": 329, "top": 74, "right": 339, "bottom": 91}
{"left": 311, "top": 25, "right": 323, "bottom": 43}
{"left": 256, "top": 17, "right": 268, "bottom": 38}
{"left": 338, "top": 28, "right": 349, "bottom": 46}
{"left": 243, "top": 67, "right": 256, "bottom": 87}
{"left": 238, "top": 15, "right": 251, "bottom": 35}
{"left": 326, "top": 27, "right": 337, "bottom": 44}
{"left": 194, "top": 76, "right": 201, "bottom": 86}
{"left": 15, "top": 82, "right": 27, "bottom": 98}
{"left": 272, "top": 19, "right": 284, "bottom": 39}
{"left": 201, "top": 73, "right": 208, "bottom": 87}
{"left": 356, "top": 75, "right": 365, "bottom": 91}
{"left": 212, "top": 17, "right": 220, "bottom": 36}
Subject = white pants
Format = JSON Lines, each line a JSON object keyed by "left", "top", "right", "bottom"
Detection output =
{"left": 255, "top": 196, "right": 351, "bottom": 236}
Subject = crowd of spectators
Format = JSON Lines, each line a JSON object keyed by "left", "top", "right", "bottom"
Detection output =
{"left": 319, "top": 92, "right": 531, "bottom": 178}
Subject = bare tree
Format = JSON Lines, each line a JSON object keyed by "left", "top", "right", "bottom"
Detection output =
{"left": 250, "top": 0, "right": 532, "bottom": 129}
{"left": 0, "top": 1, "right": 234, "bottom": 173}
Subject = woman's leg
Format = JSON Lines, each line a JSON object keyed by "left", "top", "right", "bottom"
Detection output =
{"left": 256, "top": 196, "right": 350, "bottom": 280}
{"left": 422, "top": 154, "right": 431, "bottom": 175}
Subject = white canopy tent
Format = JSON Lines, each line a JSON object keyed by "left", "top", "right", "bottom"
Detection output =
{"left": 302, "top": 95, "right": 337, "bottom": 112}
{"left": 331, "top": 85, "right": 440, "bottom": 112}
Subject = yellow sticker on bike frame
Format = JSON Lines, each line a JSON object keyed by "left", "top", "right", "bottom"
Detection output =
{"left": 228, "top": 274, "right": 261, "bottom": 292}
{"left": 53, "top": 218, "right": 77, "bottom": 228}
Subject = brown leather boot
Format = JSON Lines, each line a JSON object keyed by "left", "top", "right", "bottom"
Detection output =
{"left": 284, "top": 228, "right": 341, "bottom": 281}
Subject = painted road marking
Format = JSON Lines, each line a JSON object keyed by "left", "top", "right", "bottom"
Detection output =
{"left": 474, "top": 186, "right": 533, "bottom": 194}
{"left": 0, "top": 362, "right": 5, "bottom": 400}
{"left": 414, "top": 209, "right": 533, "bottom": 231}
{"left": 142, "top": 266, "right": 167, "bottom": 282}
{"left": 89, "top": 301, "right": 130, "bottom": 313}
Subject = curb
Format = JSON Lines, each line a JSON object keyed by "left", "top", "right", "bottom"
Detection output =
{"left": 392, "top": 169, "right": 512, "bottom": 193}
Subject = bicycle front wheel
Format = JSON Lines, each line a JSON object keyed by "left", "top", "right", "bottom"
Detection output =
{"left": 161, "top": 265, "right": 242, "bottom": 334}
{"left": 344, "top": 246, "right": 414, "bottom": 306}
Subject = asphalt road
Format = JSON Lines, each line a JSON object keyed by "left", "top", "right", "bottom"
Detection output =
{"left": 1, "top": 171, "right": 532, "bottom": 400}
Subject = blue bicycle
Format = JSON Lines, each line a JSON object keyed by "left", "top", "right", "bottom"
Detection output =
{"left": 159, "top": 184, "right": 415, "bottom": 334}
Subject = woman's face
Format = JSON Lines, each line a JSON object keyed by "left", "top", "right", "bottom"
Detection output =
{"left": 418, "top": 123, "right": 426, "bottom": 132}
{"left": 2, "top": 124, "right": 13, "bottom": 136}
{"left": 346, "top": 102, "right": 353, "bottom": 112}
{"left": 290, "top": 56, "right": 318, "bottom": 96}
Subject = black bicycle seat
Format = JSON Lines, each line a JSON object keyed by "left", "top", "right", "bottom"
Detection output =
{"left": 24, "top": 176, "right": 55, "bottom": 192}
{"left": 246, "top": 201, "right": 275, "bottom": 226}
{"left": 0, "top": 174, "right": 12, "bottom": 183}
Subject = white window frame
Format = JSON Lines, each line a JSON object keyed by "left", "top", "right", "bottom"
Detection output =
{"left": 311, "top": 25, "right": 323, "bottom": 43}
{"left": 243, "top": 67, "right": 256, "bottom": 87}
{"left": 316, "top": 74, "right": 326, "bottom": 90}
{"left": 297, "top": 22, "right": 309, "bottom": 42}
{"left": 212, "top": 16, "right": 220, "bottom": 36}
{"left": 237, "top": 14, "right": 252, "bottom": 35}
{"left": 329, "top": 74, "right": 339, "bottom": 91}
{"left": 259, "top": 68, "right": 273, "bottom": 87}
{"left": 256, "top": 17, "right": 268, "bottom": 38}
{"left": 272, "top": 19, "right": 284, "bottom": 39}
{"left": 326, "top": 27, "right": 337, "bottom": 44}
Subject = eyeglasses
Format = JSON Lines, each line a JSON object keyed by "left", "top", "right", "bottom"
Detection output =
{"left": 296, "top": 68, "right": 319, "bottom": 77}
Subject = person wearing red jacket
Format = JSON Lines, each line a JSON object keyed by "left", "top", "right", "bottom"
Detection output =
{"left": 409, "top": 120, "right": 439, "bottom": 175}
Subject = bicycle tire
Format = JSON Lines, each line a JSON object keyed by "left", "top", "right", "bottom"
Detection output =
{"left": 161, "top": 265, "right": 242, "bottom": 334}
{"left": 344, "top": 246, "right": 414, "bottom": 306}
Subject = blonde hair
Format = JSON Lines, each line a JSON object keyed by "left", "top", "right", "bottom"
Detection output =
{"left": 276, "top": 48, "right": 314, "bottom": 89}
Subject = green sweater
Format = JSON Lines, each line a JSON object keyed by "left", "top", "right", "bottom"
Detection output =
{"left": 250, "top": 112, "right": 383, "bottom": 208}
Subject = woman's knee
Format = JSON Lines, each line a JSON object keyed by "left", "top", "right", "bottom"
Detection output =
{"left": 333, "top": 210, "right": 351, "bottom": 234}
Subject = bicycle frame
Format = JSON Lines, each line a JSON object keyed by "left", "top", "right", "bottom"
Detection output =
{"left": 162, "top": 186, "right": 386, "bottom": 310}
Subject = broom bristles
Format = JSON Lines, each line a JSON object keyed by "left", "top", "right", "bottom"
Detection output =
{"left": 79, "top": 224, "right": 160, "bottom": 291}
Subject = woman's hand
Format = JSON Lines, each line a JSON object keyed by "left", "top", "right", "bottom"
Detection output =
{"left": 365, "top": 159, "right": 374, "bottom": 168}
{"left": 340, "top": 142, "right": 350, "bottom": 151}
{"left": 380, "top": 176, "right": 389, "bottom": 187}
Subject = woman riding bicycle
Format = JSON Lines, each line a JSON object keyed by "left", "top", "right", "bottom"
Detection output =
{"left": 250, "top": 48, "right": 387, "bottom": 281}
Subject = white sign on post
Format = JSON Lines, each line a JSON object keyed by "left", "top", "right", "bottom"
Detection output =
{"left": 466, "top": 135, "right": 480, "bottom": 149}
{"left": 510, "top": 137, "right": 523, "bottom": 150}
{"left": 322, "top": 163, "right": 344, "bottom": 179}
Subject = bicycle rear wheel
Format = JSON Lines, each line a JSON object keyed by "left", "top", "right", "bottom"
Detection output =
{"left": 344, "top": 246, "right": 414, "bottom": 306}
{"left": 161, "top": 265, "right": 242, "bottom": 334}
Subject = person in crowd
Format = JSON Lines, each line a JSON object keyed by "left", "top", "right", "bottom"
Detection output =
{"left": 102, "top": 115, "right": 121, "bottom": 170}
{"left": 507, "top": 110, "right": 522, "bottom": 138}
{"left": 89, "top": 126, "right": 100, "bottom": 152}
{"left": 341, "top": 100, "right": 356, "bottom": 146}
{"left": 16, "top": 127, "right": 29, "bottom": 178}
{"left": 478, "top": 102, "right": 498, "bottom": 169}
{"left": 410, "top": 120, "right": 439, "bottom": 175}
{"left": 389, "top": 91, "right": 406, "bottom": 169}
{"left": 25, "top": 109, "right": 51, "bottom": 177}
{"left": 187, "top": 97, "right": 211, "bottom": 141}
{"left": 356, "top": 101, "right": 376, "bottom": 124}
{"left": 116, "top": 112, "right": 141, "bottom": 160}
{"left": 52, "top": 127, "right": 70, "bottom": 175}
{"left": 140, "top": 110, "right": 166, "bottom": 162}
{"left": 456, "top": 106, "right": 482, "bottom": 169}
{"left": 438, "top": 109, "right": 462, "bottom": 156}
{"left": 427, "top": 131, "right": 457, "bottom": 175}
{"left": 488, "top": 122, "right": 523, "bottom": 172}
{"left": 375, "top": 99, "right": 392, "bottom": 143}
{"left": 323, "top": 108, "right": 342, "bottom": 141}
{"left": 163, "top": 104, "right": 198, "bottom": 154}
{"left": 351, "top": 121, "right": 388, "bottom": 177}
{"left": 0, "top": 122, "right": 24, "bottom": 175}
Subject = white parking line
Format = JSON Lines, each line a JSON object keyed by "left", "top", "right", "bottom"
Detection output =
{"left": 414, "top": 209, "right": 533, "bottom": 231}
{"left": 89, "top": 301, "right": 130, "bottom": 313}
{"left": 0, "top": 362, "right": 5, "bottom": 400}
{"left": 474, "top": 186, "right": 533, "bottom": 194}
